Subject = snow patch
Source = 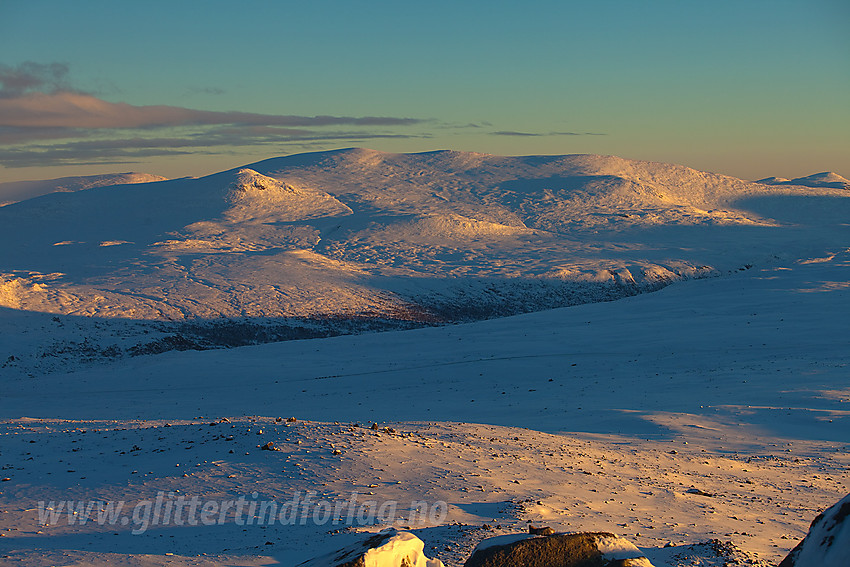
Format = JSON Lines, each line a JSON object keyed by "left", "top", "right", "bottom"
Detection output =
{"left": 298, "top": 529, "right": 444, "bottom": 567}
{"left": 595, "top": 534, "right": 654, "bottom": 565}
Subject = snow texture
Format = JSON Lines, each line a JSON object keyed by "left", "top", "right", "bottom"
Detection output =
{"left": 298, "top": 529, "right": 444, "bottom": 567}
{"left": 779, "top": 493, "right": 850, "bottom": 567}
{"left": 1, "top": 149, "right": 848, "bottom": 566}
{"left": 757, "top": 171, "right": 850, "bottom": 189}
{"left": 0, "top": 172, "right": 167, "bottom": 207}
{"left": 596, "top": 535, "right": 655, "bottom": 565}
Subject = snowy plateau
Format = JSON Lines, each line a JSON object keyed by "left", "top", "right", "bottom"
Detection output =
{"left": 0, "top": 148, "right": 848, "bottom": 566}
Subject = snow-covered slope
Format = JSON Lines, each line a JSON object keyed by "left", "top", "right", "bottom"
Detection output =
{"left": 0, "top": 172, "right": 168, "bottom": 207}
{"left": 779, "top": 494, "right": 850, "bottom": 567}
{"left": 757, "top": 171, "right": 850, "bottom": 190}
{"left": 1, "top": 251, "right": 848, "bottom": 566}
{"left": 0, "top": 149, "right": 847, "bottom": 328}
{"left": 1, "top": 149, "right": 848, "bottom": 565}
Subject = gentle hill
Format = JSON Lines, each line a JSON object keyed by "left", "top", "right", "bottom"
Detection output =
{"left": 757, "top": 171, "right": 849, "bottom": 190}
{"left": 0, "top": 172, "right": 168, "bottom": 206}
{"left": 0, "top": 148, "right": 847, "bottom": 329}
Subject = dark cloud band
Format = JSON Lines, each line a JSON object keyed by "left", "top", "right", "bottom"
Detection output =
{"left": 0, "top": 127, "right": 431, "bottom": 167}
{"left": 491, "top": 130, "right": 606, "bottom": 137}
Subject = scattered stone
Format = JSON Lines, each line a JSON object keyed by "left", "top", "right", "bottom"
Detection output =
{"left": 529, "top": 525, "right": 555, "bottom": 536}
{"left": 261, "top": 442, "right": 282, "bottom": 451}
{"left": 685, "top": 488, "right": 714, "bottom": 497}
{"left": 371, "top": 422, "right": 379, "bottom": 430}
{"left": 286, "top": 417, "right": 297, "bottom": 423}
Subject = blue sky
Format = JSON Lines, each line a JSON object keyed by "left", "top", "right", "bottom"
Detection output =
{"left": 0, "top": 0, "right": 847, "bottom": 182}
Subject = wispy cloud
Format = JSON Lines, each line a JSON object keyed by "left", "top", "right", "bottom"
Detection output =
{"left": 0, "top": 61, "right": 75, "bottom": 98}
{"left": 491, "top": 130, "right": 607, "bottom": 137}
{"left": 0, "top": 126, "right": 88, "bottom": 145}
{"left": 0, "top": 92, "right": 423, "bottom": 130}
{"left": 435, "top": 121, "right": 491, "bottom": 130}
{"left": 187, "top": 86, "right": 226, "bottom": 96}
{"left": 0, "top": 126, "right": 431, "bottom": 167}
{"left": 0, "top": 62, "right": 609, "bottom": 170}
{"left": 0, "top": 62, "right": 430, "bottom": 167}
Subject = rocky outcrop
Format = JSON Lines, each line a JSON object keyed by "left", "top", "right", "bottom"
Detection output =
{"left": 464, "top": 531, "right": 653, "bottom": 567}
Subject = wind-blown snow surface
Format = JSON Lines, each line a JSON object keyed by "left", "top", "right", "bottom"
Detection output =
{"left": 0, "top": 172, "right": 168, "bottom": 207}
{"left": 757, "top": 172, "right": 850, "bottom": 190}
{"left": 1, "top": 249, "right": 849, "bottom": 565}
{"left": 1, "top": 149, "right": 849, "bottom": 566}
{"left": 2, "top": 149, "right": 849, "bottom": 375}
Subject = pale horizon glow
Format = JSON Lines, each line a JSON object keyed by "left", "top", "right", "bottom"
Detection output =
{"left": 0, "top": 0, "right": 848, "bottom": 183}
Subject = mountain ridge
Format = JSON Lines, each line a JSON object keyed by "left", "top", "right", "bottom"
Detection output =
{"left": 0, "top": 148, "right": 847, "bottom": 329}
{"left": 757, "top": 171, "right": 850, "bottom": 189}
{"left": 0, "top": 171, "right": 168, "bottom": 206}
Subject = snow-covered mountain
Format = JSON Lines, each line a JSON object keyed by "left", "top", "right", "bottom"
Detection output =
{"left": 756, "top": 171, "right": 850, "bottom": 190}
{"left": 0, "top": 172, "right": 168, "bottom": 207}
{"left": 2, "top": 149, "right": 849, "bottom": 566}
{"left": 1, "top": 149, "right": 847, "bottom": 327}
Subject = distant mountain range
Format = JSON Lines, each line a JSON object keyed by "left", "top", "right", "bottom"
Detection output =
{"left": 1, "top": 148, "right": 848, "bottom": 324}
{"left": 0, "top": 172, "right": 168, "bottom": 207}
{"left": 756, "top": 171, "right": 850, "bottom": 190}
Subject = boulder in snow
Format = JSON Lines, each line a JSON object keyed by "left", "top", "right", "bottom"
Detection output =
{"left": 464, "top": 531, "right": 653, "bottom": 567}
{"left": 779, "top": 493, "right": 850, "bottom": 567}
{"left": 298, "top": 528, "right": 444, "bottom": 567}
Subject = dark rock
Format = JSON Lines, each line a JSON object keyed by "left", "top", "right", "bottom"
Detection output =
{"left": 464, "top": 532, "right": 653, "bottom": 567}
{"left": 529, "top": 525, "right": 556, "bottom": 536}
